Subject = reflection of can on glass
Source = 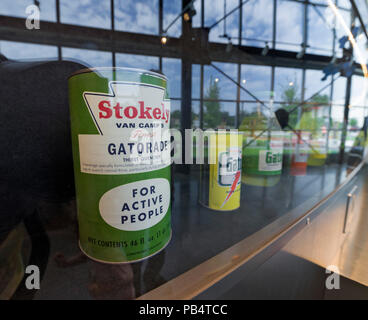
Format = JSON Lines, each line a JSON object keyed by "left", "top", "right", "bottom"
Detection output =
{"left": 242, "top": 132, "right": 284, "bottom": 187}
{"left": 199, "top": 131, "right": 243, "bottom": 211}
{"left": 291, "top": 131, "right": 309, "bottom": 176}
{"left": 68, "top": 67, "right": 171, "bottom": 263}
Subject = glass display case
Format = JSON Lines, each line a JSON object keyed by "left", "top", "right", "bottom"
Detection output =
{"left": 0, "top": 0, "right": 368, "bottom": 300}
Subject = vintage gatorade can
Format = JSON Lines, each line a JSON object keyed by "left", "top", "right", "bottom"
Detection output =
{"left": 199, "top": 131, "right": 243, "bottom": 211}
{"left": 242, "top": 131, "right": 284, "bottom": 187}
{"left": 68, "top": 67, "right": 171, "bottom": 263}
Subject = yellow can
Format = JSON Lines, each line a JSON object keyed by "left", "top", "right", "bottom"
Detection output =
{"left": 208, "top": 132, "right": 243, "bottom": 211}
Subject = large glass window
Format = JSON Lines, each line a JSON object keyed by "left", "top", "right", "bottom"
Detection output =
{"left": 115, "top": 0, "right": 158, "bottom": 34}
{"left": 334, "top": 5, "right": 351, "bottom": 57}
{"left": 305, "top": 69, "right": 331, "bottom": 99}
{"left": 351, "top": 75, "right": 368, "bottom": 108}
{"left": 307, "top": 4, "right": 334, "bottom": 55}
{"left": 115, "top": 53, "right": 159, "bottom": 70}
{"left": 276, "top": 0, "right": 303, "bottom": 52}
{"left": 204, "top": 62, "right": 237, "bottom": 100}
{"left": 163, "top": 0, "right": 182, "bottom": 37}
{"left": 332, "top": 76, "right": 347, "bottom": 106}
{"left": 2, "top": 0, "right": 368, "bottom": 301}
{"left": 203, "top": 63, "right": 237, "bottom": 128}
{"left": 240, "top": 65, "right": 271, "bottom": 102}
{"left": 274, "top": 67, "right": 303, "bottom": 103}
{"left": 192, "top": 64, "right": 201, "bottom": 99}
{"left": 163, "top": 58, "right": 181, "bottom": 128}
{"left": 60, "top": 0, "right": 111, "bottom": 29}
{"left": 0, "top": 0, "right": 56, "bottom": 21}
{"left": 0, "top": 41, "right": 58, "bottom": 60}
{"left": 162, "top": 57, "right": 181, "bottom": 98}
{"left": 192, "top": 0, "right": 202, "bottom": 28}
{"left": 242, "top": 0, "right": 273, "bottom": 47}
{"left": 205, "top": 0, "right": 239, "bottom": 45}
{"left": 62, "top": 47, "right": 113, "bottom": 67}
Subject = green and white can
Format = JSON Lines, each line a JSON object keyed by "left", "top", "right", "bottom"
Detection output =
{"left": 68, "top": 67, "right": 171, "bottom": 263}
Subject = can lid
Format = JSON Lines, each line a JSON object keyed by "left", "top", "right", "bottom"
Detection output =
{"left": 68, "top": 66, "right": 167, "bottom": 81}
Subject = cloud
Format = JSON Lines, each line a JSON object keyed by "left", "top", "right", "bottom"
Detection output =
{"left": 243, "top": 0, "right": 273, "bottom": 42}
{"left": 62, "top": 47, "right": 112, "bottom": 67}
{"left": 304, "top": 69, "right": 330, "bottom": 99}
{"left": 350, "top": 76, "right": 368, "bottom": 107}
{"left": 207, "top": 0, "right": 239, "bottom": 44}
{"left": 308, "top": 6, "right": 333, "bottom": 53}
{"left": 115, "top": 0, "right": 158, "bottom": 34}
{"left": 115, "top": 53, "right": 159, "bottom": 70}
{"left": 60, "top": 0, "right": 111, "bottom": 29}
{"left": 162, "top": 58, "right": 181, "bottom": 98}
{"left": 276, "top": 0, "right": 303, "bottom": 50}
{"left": 0, "top": 40, "right": 58, "bottom": 60}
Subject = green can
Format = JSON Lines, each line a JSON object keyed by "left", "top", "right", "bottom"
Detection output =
{"left": 68, "top": 67, "right": 171, "bottom": 263}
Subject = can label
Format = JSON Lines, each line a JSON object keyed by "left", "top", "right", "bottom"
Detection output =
{"left": 208, "top": 133, "right": 242, "bottom": 211}
{"left": 258, "top": 148, "right": 283, "bottom": 172}
{"left": 80, "top": 81, "right": 170, "bottom": 174}
{"left": 244, "top": 136, "right": 284, "bottom": 176}
{"left": 69, "top": 70, "right": 171, "bottom": 263}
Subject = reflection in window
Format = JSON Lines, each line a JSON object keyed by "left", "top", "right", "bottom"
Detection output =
{"left": 276, "top": 0, "right": 303, "bottom": 52}
{"left": 62, "top": 47, "right": 113, "bottom": 68}
{"left": 0, "top": 0, "right": 56, "bottom": 21}
{"left": 307, "top": 4, "right": 334, "bottom": 55}
{"left": 202, "top": 63, "right": 237, "bottom": 129}
{"left": 0, "top": 41, "right": 58, "bottom": 60}
{"left": 274, "top": 67, "right": 302, "bottom": 129}
{"left": 346, "top": 107, "right": 365, "bottom": 152}
{"left": 115, "top": 0, "right": 158, "bottom": 34}
{"left": 192, "top": 64, "right": 201, "bottom": 99}
{"left": 242, "top": 0, "right": 273, "bottom": 47}
{"left": 204, "top": 62, "right": 237, "bottom": 100}
{"left": 274, "top": 67, "right": 302, "bottom": 103}
{"left": 115, "top": 53, "right": 158, "bottom": 71}
{"left": 202, "top": 97, "right": 235, "bottom": 129}
{"left": 327, "top": 129, "right": 341, "bottom": 155}
{"left": 240, "top": 65, "right": 271, "bottom": 102}
{"left": 334, "top": 7, "right": 351, "bottom": 56}
{"left": 332, "top": 76, "right": 346, "bottom": 105}
{"left": 355, "top": 0, "right": 368, "bottom": 23}
{"left": 170, "top": 99, "right": 181, "bottom": 129}
{"left": 192, "top": 100, "right": 200, "bottom": 128}
{"left": 305, "top": 69, "right": 330, "bottom": 100}
{"left": 310, "top": 0, "right": 328, "bottom": 5}
{"left": 162, "top": 58, "right": 181, "bottom": 98}
{"left": 330, "top": 105, "right": 344, "bottom": 130}
{"left": 348, "top": 106, "right": 365, "bottom": 128}
{"left": 163, "top": 0, "right": 182, "bottom": 37}
{"left": 60, "top": 0, "right": 111, "bottom": 29}
{"left": 192, "top": 0, "right": 202, "bottom": 28}
{"left": 351, "top": 75, "right": 368, "bottom": 108}
{"left": 239, "top": 101, "right": 269, "bottom": 133}
{"left": 354, "top": 17, "right": 368, "bottom": 63}
{"left": 348, "top": 76, "right": 368, "bottom": 153}
{"left": 337, "top": 0, "right": 351, "bottom": 9}
{"left": 205, "top": 0, "right": 239, "bottom": 44}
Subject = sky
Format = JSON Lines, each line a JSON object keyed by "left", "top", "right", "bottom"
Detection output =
{"left": 0, "top": 0, "right": 367, "bottom": 122}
